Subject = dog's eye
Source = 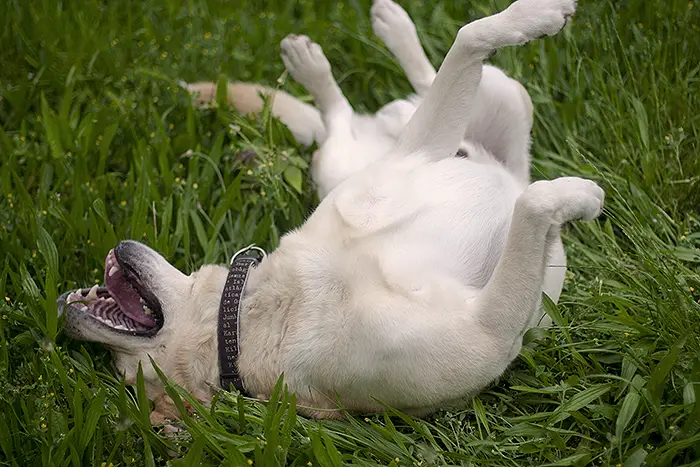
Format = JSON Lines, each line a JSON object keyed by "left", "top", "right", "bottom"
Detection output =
{"left": 455, "top": 148, "right": 469, "bottom": 158}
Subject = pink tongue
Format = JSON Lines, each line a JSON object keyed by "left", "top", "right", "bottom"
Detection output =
{"left": 104, "top": 253, "right": 156, "bottom": 327}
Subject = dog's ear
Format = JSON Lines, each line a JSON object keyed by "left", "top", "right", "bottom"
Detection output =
{"left": 149, "top": 391, "right": 210, "bottom": 425}
{"left": 149, "top": 393, "right": 179, "bottom": 425}
{"left": 149, "top": 409, "right": 171, "bottom": 425}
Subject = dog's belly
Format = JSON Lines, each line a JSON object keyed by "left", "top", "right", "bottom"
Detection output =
{"left": 318, "top": 155, "right": 524, "bottom": 288}
{"left": 394, "top": 161, "right": 519, "bottom": 286}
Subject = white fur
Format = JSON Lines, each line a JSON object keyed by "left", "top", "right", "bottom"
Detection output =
{"left": 69, "top": 0, "right": 602, "bottom": 421}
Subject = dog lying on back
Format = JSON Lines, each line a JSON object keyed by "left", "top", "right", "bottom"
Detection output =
{"left": 60, "top": 0, "right": 602, "bottom": 423}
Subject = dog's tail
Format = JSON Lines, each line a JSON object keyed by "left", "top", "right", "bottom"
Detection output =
{"left": 184, "top": 81, "right": 326, "bottom": 146}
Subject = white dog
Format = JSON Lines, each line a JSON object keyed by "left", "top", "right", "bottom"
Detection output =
{"left": 60, "top": 0, "right": 602, "bottom": 423}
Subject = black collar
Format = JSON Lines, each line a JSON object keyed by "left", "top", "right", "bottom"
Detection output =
{"left": 218, "top": 245, "right": 265, "bottom": 394}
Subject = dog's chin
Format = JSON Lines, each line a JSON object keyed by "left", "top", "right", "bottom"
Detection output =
{"left": 58, "top": 245, "right": 165, "bottom": 341}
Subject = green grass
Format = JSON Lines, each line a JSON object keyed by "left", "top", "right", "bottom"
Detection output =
{"left": 1, "top": 0, "right": 699, "bottom": 464}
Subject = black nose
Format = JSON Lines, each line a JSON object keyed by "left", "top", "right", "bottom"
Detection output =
{"left": 114, "top": 240, "right": 150, "bottom": 279}
{"left": 114, "top": 240, "right": 142, "bottom": 256}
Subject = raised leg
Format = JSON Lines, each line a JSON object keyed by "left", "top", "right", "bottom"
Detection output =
{"left": 371, "top": 0, "right": 535, "bottom": 182}
{"left": 477, "top": 177, "right": 602, "bottom": 342}
{"left": 280, "top": 34, "right": 353, "bottom": 128}
{"left": 394, "top": 0, "right": 576, "bottom": 160}
{"left": 371, "top": 0, "right": 437, "bottom": 96}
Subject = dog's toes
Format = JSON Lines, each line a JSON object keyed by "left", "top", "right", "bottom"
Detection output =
{"left": 163, "top": 423, "right": 184, "bottom": 433}
{"left": 371, "top": 0, "right": 414, "bottom": 35}
{"left": 280, "top": 34, "right": 333, "bottom": 87}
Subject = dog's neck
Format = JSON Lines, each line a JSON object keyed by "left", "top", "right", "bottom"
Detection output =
{"left": 207, "top": 246, "right": 300, "bottom": 399}
{"left": 207, "top": 234, "right": 344, "bottom": 400}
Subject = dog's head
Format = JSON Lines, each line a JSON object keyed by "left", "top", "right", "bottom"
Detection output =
{"left": 58, "top": 240, "right": 227, "bottom": 421}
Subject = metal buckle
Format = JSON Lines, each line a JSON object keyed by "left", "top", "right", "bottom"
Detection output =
{"left": 230, "top": 244, "right": 267, "bottom": 265}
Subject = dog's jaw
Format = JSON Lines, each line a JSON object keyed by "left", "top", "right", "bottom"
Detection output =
{"left": 110, "top": 263, "right": 230, "bottom": 423}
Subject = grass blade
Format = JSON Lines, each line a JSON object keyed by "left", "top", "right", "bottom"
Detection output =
{"left": 549, "top": 385, "right": 612, "bottom": 424}
{"left": 40, "top": 93, "right": 64, "bottom": 158}
{"left": 615, "top": 390, "right": 641, "bottom": 440}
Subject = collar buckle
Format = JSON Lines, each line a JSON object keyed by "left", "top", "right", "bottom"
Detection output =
{"left": 230, "top": 244, "right": 266, "bottom": 265}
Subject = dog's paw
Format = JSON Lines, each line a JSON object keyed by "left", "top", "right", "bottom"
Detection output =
{"left": 523, "top": 177, "right": 604, "bottom": 224}
{"left": 505, "top": 0, "right": 577, "bottom": 40}
{"left": 281, "top": 34, "right": 332, "bottom": 90}
{"left": 371, "top": 0, "right": 417, "bottom": 50}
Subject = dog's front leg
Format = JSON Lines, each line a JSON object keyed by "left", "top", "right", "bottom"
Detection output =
{"left": 395, "top": 0, "right": 576, "bottom": 160}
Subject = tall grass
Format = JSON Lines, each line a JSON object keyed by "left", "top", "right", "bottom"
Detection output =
{"left": 0, "top": 0, "right": 698, "bottom": 465}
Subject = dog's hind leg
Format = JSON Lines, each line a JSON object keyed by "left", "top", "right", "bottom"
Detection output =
{"left": 281, "top": 35, "right": 353, "bottom": 130}
{"left": 478, "top": 177, "right": 603, "bottom": 361}
{"left": 371, "top": 0, "right": 437, "bottom": 97}
{"left": 461, "top": 65, "right": 534, "bottom": 184}
{"left": 394, "top": 0, "right": 576, "bottom": 161}
{"left": 341, "top": 177, "right": 602, "bottom": 408}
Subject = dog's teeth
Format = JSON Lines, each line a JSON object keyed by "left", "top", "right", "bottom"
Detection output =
{"left": 108, "top": 259, "right": 113, "bottom": 267}
{"left": 143, "top": 306, "right": 152, "bottom": 315}
{"left": 113, "top": 324, "right": 127, "bottom": 331}
{"left": 109, "top": 265, "right": 120, "bottom": 277}
{"left": 106, "top": 297, "right": 115, "bottom": 303}
{"left": 79, "top": 304, "right": 89, "bottom": 311}
{"left": 87, "top": 285, "right": 99, "bottom": 300}
{"left": 96, "top": 314, "right": 109, "bottom": 324}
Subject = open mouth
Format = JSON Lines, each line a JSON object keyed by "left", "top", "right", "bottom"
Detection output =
{"left": 63, "top": 249, "right": 163, "bottom": 336}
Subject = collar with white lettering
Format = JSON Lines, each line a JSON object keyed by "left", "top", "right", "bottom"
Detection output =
{"left": 218, "top": 245, "right": 265, "bottom": 393}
